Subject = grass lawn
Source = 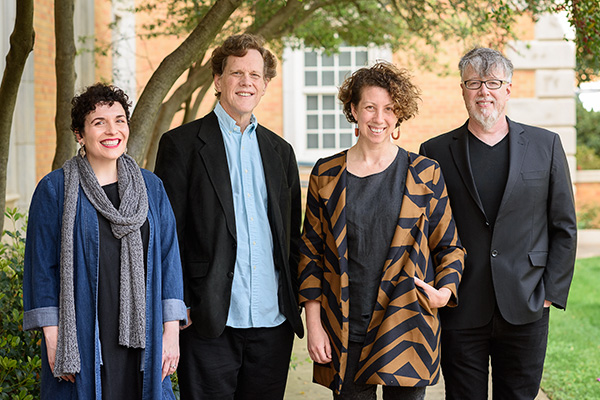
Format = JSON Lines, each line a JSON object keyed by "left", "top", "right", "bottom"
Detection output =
{"left": 541, "top": 256, "right": 600, "bottom": 399}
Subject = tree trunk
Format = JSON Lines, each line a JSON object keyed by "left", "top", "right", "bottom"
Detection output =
{"left": 142, "top": 63, "right": 213, "bottom": 168}
{"left": 185, "top": 82, "right": 213, "bottom": 125}
{"left": 0, "top": 0, "right": 34, "bottom": 234}
{"left": 144, "top": 81, "right": 212, "bottom": 171}
{"left": 128, "top": 0, "right": 244, "bottom": 164}
{"left": 51, "top": 0, "right": 77, "bottom": 170}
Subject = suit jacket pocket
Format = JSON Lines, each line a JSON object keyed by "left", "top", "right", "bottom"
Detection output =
{"left": 528, "top": 251, "right": 548, "bottom": 267}
{"left": 521, "top": 170, "right": 547, "bottom": 186}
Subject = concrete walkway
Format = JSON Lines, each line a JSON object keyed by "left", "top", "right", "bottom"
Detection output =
{"left": 285, "top": 230, "right": 600, "bottom": 399}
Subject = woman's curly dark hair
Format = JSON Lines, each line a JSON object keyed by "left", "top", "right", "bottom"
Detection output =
{"left": 71, "top": 83, "right": 132, "bottom": 139}
{"left": 338, "top": 61, "right": 421, "bottom": 128}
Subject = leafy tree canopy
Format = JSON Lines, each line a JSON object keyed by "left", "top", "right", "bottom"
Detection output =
{"left": 133, "top": 0, "right": 561, "bottom": 71}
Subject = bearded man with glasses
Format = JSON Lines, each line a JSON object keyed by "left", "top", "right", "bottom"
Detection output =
{"left": 419, "top": 47, "right": 577, "bottom": 400}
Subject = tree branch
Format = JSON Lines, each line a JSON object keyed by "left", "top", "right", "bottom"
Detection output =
{"left": 0, "top": 0, "right": 34, "bottom": 233}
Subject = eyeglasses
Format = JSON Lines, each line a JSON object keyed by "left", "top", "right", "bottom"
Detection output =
{"left": 463, "top": 79, "right": 510, "bottom": 90}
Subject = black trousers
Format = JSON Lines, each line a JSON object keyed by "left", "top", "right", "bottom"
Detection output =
{"left": 441, "top": 307, "right": 550, "bottom": 400}
{"left": 178, "top": 322, "right": 294, "bottom": 400}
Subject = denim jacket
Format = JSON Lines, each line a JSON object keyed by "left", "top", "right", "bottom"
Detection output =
{"left": 23, "top": 168, "right": 187, "bottom": 400}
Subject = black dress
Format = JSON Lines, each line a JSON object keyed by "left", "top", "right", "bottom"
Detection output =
{"left": 97, "top": 182, "right": 149, "bottom": 399}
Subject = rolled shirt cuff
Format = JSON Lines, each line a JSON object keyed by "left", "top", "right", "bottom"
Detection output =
{"left": 162, "top": 298, "right": 187, "bottom": 325}
{"left": 23, "top": 306, "right": 59, "bottom": 331}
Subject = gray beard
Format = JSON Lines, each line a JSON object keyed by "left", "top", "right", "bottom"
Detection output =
{"left": 469, "top": 105, "right": 502, "bottom": 132}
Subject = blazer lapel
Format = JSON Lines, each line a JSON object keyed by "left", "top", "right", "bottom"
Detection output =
{"left": 497, "top": 118, "right": 528, "bottom": 211}
{"left": 257, "top": 127, "right": 283, "bottom": 238}
{"left": 197, "top": 112, "right": 237, "bottom": 240}
{"left": 449, "top": 123, "right": 486, "bottom": 216}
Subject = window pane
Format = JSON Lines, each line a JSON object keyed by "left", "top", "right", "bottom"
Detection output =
{"left": 339, "top": 114, "right": 351, "bottom": 129}
{"left": 305, "top": 71, "right": 318, "bottom": 86}
{"left": 307, "top": 115, "right": 318, "bottom": 129}
{"left": 306, "top": 95, "right": 318, "bottom": 110}
{"left": 323, "top": 115, "right": 335, "bottom": 129}
{"left": 322, "top": 54, "right": 334, "bottom": 66}
{"left": 339, "top": 70, "right": 351, "bottom": 84}
{"left": 356, "top": 51, "right": 368, "bottom": 66}
{"left": 340, "top": 133, "right": 353, "bottom": 148}
{"left": 322, "top": 95, "right": 335, "bottom": 110}
{"left": 322, "top": 71, "right": 334, "bottom": 86}
{"left": 305, "top": 51, "right": 318, "bottom": 67}
{"left": 323, "top": 134, "right": 336, "bottom": 148}
{"left": 307, "top": 134, "right": 319, "bottom": 149}
{"left": 339, "top": 52, "right": 351, "bottom": 66}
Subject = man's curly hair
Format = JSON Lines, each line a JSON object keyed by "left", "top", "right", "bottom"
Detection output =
{"left": 338, "top": 62, "right": 421, "bottom": 128}
{"left": 71, "top": 83, "right": 131, "bottom": 139}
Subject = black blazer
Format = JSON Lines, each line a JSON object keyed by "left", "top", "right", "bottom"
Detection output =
{"left": 420, "top": 118, "right": 577, "bottom": 329}
{"left": 155, "top": 112, "right": 304, "bottom": 339}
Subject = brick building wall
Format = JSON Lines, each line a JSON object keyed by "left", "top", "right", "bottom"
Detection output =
{"left": 33, "top": 0, "right": 57, "bottom": 181}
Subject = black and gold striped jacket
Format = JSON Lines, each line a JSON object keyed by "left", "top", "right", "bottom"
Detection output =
{"left": 299, "top": 150, "right": 465, "bottom": 393}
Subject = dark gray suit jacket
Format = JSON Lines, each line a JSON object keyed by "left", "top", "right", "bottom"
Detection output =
{"left": 420, "top": 118, "right": 577, "bottom": 329}
{"left": 155, "top": 111, "right": 304, "bottom": 339}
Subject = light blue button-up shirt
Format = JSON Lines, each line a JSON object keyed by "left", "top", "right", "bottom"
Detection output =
{"left": 215, "top": 102, "right": 285, "bottom": 328}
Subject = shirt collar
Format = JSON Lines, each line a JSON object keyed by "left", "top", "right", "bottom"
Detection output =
{"left": 214, "top": 102, "right": 257, "bottom": 135}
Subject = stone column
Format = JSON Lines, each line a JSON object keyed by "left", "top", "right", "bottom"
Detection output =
{"left": 506, "top": 14, "right": 577, "bottom": 179}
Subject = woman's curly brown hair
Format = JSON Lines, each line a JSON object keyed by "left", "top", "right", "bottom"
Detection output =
{"left": 210, "top": 34, "right": 277, "bottom": 99}
{"left": 71, "top": 83, "right": 131, "bottom": 139}
{"left": 338, "top": 61, "right": 421, "bottom": 128}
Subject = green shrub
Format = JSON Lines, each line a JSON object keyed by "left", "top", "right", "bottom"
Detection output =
{"left": 576, "top": 144, "right": 600, "bottom": 170}
{"left": 0, "top": 209, "right": 41, "bottom": 400}
{"left": 576, "top": 99, "right": 600, "bottom": 170}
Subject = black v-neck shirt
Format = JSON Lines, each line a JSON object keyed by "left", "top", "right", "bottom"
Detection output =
{"left": 468, "top": 132, "right": 509, "bottom": 228}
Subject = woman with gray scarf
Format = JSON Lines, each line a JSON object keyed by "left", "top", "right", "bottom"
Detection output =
{"left": 23, "top": 83, "right": 187, "bottom": 399}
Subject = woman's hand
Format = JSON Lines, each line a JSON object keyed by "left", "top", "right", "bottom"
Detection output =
{"left": 161, "top": 321, "right": 180, "bottom": 381}
{"left": 414, "top": 277, "right": 452, "bottom": 309}
{"left": 42, "top": 326, "right": 75, "bottom": 383}
{"left": 304, "top": 300, "right": 332, "bottom": 364}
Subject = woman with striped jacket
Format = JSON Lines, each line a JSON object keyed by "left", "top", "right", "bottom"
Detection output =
{"left": 299, "top": 62, "right": 466, "bottom": 399}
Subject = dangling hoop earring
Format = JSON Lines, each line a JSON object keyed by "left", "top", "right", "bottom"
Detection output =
{"left": 79, "top": 143, "right": 86, "bottom": 158}
{"left": 354, "top": 124, "right": 359, "bottom": 137}
{"left": 392, "top": 127, "right": 400, "bottom": 141}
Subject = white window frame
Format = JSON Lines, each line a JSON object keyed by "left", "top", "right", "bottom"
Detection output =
{"left": 283, "top": 44, "right": 392, "bottom": 165}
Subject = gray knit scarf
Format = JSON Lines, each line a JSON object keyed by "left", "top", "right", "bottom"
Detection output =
{"left": 53, "top": 153, "right": 148, "bottom": 377}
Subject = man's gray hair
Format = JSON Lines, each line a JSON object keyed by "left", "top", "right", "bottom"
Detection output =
{"left": 459, "top": 47, "right": 514, "bottom": 82}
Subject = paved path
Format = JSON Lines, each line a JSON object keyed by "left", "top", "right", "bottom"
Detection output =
{"left": 285, "top": 231, "right": 600, "bottom": 399}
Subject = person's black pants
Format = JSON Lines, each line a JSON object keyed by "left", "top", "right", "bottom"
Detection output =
{"left": 178, "top": 322, "right": 294, "bottom": 400}
{"left": 441, "top": 307, "right": 550, "bottom": 400}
